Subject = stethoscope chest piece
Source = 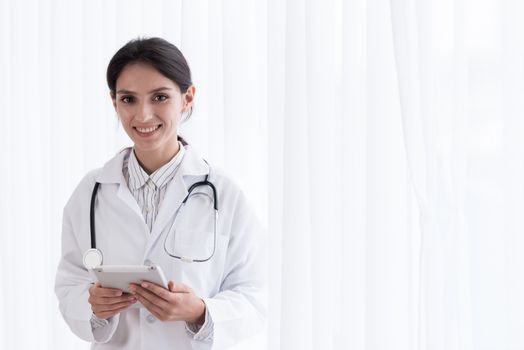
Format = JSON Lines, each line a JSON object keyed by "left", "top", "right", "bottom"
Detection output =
{"left": 83, "top": 248, "right": 103, "bottom": 269}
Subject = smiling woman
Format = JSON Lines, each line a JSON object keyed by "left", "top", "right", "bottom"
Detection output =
{"left": 110, "top": 62, "right": 194, "bottom": 174}
{"left": 54, "top": 37, "right": 267, "bottom": 350}
{"left": 106, "top": 38, "right": 195, "bottom": 174}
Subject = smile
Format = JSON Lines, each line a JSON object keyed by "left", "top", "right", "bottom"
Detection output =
{"left": 134, "top": 124, "right": 162, "bottom": 135}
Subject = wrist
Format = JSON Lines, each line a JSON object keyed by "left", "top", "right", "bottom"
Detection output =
{"left": 188, "top": 299, "right": 206, "bottom": 325}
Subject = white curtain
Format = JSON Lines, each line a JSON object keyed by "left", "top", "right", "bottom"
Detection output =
{"left": 390, "top": 0, "right": 473, "bottom": 349}
{"left": 1, "top": 0, "right": 523, "bottom": 349}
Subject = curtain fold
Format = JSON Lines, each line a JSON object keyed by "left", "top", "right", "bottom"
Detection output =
{"left": 337, "top": 0, "right": 368, "bottom": 348}
{"left": 390, "top": 1, "right": 473, "bottom": 349}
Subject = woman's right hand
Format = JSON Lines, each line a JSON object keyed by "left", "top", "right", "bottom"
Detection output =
{"left": 88, "top": 282, "right": 137, "bottom": 319}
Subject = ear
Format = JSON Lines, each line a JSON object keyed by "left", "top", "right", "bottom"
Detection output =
{"left": 182, "top": 85, "right": 196, "bottom": 112}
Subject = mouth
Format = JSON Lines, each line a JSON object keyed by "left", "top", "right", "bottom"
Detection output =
{"left": 133, "top": 124, "right": 162, "bottom": 137}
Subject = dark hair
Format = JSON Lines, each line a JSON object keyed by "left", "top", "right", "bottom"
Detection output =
{"left": 106, "top": 37, "right": 193, "bottom": 145}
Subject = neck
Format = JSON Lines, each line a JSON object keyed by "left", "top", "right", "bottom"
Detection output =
{"left": 134, "top": 140, "right": 180, "bottom": 175}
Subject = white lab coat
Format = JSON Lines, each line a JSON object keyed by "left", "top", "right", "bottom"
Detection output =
{"left": 55, "top": 146, "right": 267, "bottom": 350}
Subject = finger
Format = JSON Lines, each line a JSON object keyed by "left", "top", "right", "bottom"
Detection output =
{"left": 96, "top": 304, "right": 132, "bottom": 319}
{"left": 89, "top": 282, "right": 101, "bottom": 294}
{"left": 91, "top": 284, "right": 123, "bottom": 297}
{"left": 140, "top": 281, "right": 172, "bottom": 301}
{"left": 135, "top": 293, "right": 165, "bottom": 319}
{"left": 131, "top": 285, "right": 170, "bottom": 309}
{"left": 93, "top": 295, "right": 136, "bottom": 305}
{"left": 168, "top": 281, "right": 191, "bottom": 293}
{"left": 93, "top": 299, "right": 136, "bottom": 313}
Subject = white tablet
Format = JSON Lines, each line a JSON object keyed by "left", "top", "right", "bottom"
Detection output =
{"left": 93, "top": 265, "right": 168, "bottom": 308}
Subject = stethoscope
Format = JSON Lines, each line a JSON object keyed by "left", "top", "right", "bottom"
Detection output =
{"left": 82, "top": 163, "right": 218, "bottom": 269}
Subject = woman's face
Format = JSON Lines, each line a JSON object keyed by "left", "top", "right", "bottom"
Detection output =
{"left": 111, "top": 62, "right": 193, "bottom": 155}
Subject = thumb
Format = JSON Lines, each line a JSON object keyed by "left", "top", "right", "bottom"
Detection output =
{"left": 168, "top": 281, "right": 191, "bottom": 293}
{"left": 89, "top": 282, "right": 101, "bottom": 294}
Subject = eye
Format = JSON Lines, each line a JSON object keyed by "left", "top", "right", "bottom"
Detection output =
{"left": 153, "top": 94, "right": 168, "bottom": 102}
{"left": 120, "top": 96, "right": 134, "bottom": 104}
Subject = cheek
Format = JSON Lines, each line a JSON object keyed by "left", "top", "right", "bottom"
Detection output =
{"left": 158, "top": 105, "right": 181, "bottom": 123}
{"left": 118, "top": 116, "right": 135, "bottom": 133}
{"left": 116, "top": 107, "right": 134, "bottom": 122}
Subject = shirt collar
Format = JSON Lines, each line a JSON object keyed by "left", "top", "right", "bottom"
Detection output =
{"left": 95, "top": 144, "right": 208, "bottom": 185}
{"left": 127, "top": 142, "right": 186, "bottom": 190}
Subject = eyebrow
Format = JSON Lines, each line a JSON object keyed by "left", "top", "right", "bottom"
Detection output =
{"left": 116, "top": 87, "right": 173, "bottom": 95}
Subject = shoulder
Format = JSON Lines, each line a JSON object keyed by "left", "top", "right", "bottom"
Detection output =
{"left": 63, "top": 168, "right": 102, "bottom": 214}
{"left": 208, "top": 165, "right": 239, "bottom": 190}
{"left": 68, "top": 148, "right": 130, "bottom": 198}
{"left": 205, "top": 164, "right": 260, "bottom": 221}
{"left": 183, "top": 146, "right": 243, "bottom": 196}
{"left": 207, "top": 164, "right": 247, "bottom": 201}
{"left": 63, "top": 147, "right": 130, "bottom": 212}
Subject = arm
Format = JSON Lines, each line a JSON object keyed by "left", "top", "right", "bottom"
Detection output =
{"left": 201, "top": 191, "right": 268, "bottom": 348}
{"left": 54, "top": 197, "right": 121, "bottom": 343}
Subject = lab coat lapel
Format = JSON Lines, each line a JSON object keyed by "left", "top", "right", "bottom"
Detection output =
{"left": 95, "top": 148, "right": 144, "bottom": 221}
{"left": 116, "top": 182, "right": 143, "bottom": 220}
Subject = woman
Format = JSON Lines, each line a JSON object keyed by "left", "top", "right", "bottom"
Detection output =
{"left": 55, "top": 37, "right": 266, "bottom": 349}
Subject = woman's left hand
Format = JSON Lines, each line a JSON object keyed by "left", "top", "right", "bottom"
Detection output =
{"left": 128, "top": 280, "right": 206, "bottom": 325}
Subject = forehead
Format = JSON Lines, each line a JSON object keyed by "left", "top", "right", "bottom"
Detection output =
{"left": 116, "top": 62, "right": 179, "bottom": 93}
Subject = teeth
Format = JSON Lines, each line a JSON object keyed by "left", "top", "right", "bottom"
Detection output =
{"left": 136, "top": 125, "right": 160, "bottom": 133}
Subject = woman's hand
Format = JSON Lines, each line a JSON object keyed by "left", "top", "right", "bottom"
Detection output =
{"left": 88, "top": 282, "right": 137, "bottom": 319}
{"left": 128, "top": 281, "right": 206, "bottom": 324}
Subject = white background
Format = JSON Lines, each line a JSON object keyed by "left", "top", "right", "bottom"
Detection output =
{"left": 0, "top": 0, "right": 523, "bottom": 349}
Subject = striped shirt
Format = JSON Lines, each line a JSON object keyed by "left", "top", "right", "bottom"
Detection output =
{"left": 122, "top": 142, "right": 186, "bottom": 232}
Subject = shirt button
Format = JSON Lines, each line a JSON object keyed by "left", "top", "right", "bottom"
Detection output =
{"left": 146, "top": 314, "right": 156, "bottom": 323}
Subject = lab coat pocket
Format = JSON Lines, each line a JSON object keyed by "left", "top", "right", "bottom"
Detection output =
{"left": 173, "top": 233, "right": 228, "bottom": 297}
{"left": 170, "top": 229, "right": 215, "bottom": 262}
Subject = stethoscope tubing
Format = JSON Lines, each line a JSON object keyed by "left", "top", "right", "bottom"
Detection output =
{"left": 162, "top": 181, "right": 218, "bottom": 263}
{"left": 90, "top": 182, "right": 101, "bottom": 250}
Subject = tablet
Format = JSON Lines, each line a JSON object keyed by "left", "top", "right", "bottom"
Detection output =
{"left": 93, "top": 265, "right": 168, "bottom": 308}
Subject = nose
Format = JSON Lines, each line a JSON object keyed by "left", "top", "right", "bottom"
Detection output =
{"left": 135, "top": 102, "right": 155, "bottom": 122}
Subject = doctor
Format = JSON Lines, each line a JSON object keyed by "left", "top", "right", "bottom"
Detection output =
{"left": 55, "top": 37, "right": 266, "bottom": 349}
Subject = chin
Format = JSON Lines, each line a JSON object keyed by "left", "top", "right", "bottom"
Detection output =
{"left": 133, "top": 142, "right": 163, "bottom": 152}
